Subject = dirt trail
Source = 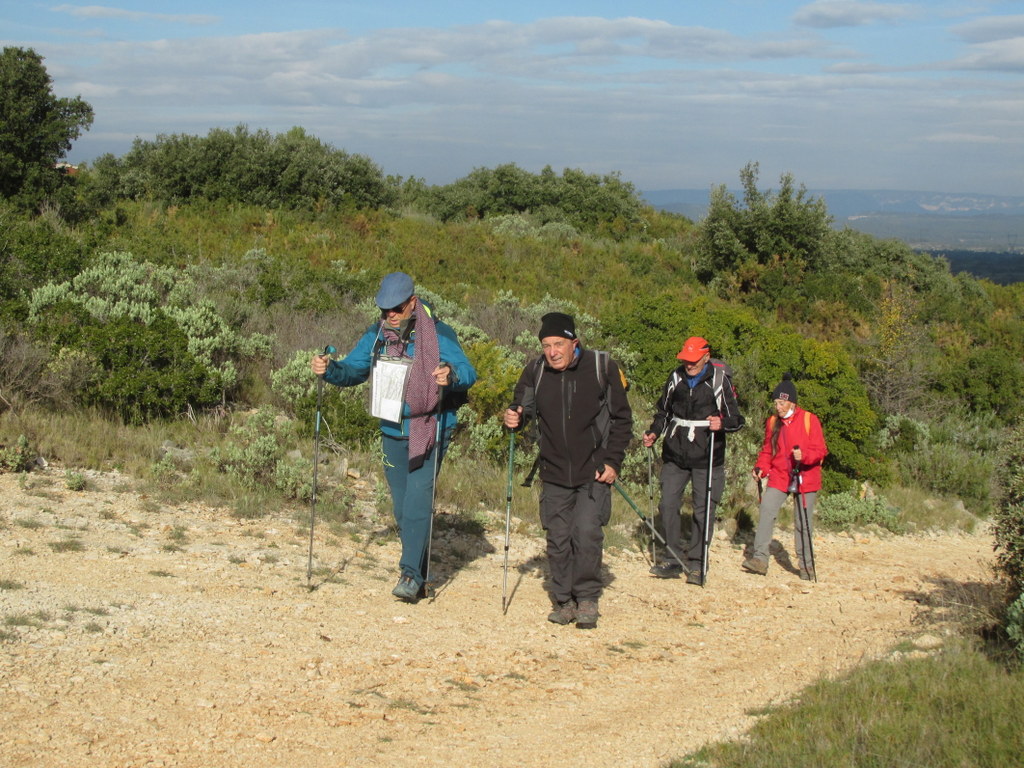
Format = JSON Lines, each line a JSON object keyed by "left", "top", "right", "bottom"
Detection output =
{"left": 0, "top": 469, "right": 995, "bottom": 768}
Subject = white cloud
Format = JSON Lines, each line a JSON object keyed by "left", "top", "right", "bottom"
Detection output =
{"left": 23, "top": 12, "right": 1022, "bottom": 194}
{"left": 923, "top": 132, "right": 1002, "bottom": 143}
{"left": 793, "top": 1, "right": 921, "bottom": 29}
{"left": 951, "top": 14, "right": 1024, "bottom": 43}
{"left": 948, "top": 37, "right": 1024, "bottom": 72}
{"left": 51, "top": 4, "right": 218, "bottom": 26}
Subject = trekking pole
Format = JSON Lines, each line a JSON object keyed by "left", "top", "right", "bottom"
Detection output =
{"left": 792, "top": 449, "right": 817, "bottom": 582}
{"left": 424, "top": 385, "right": 444, "bottom": 598}
{"left": 646, "top": 446, "right": 656, "bottom": 566}
{"left": 308, "top": 344, "right": 336, "bottom": 583}
{"left": 699, "top": 431, "right": 716, "bottom": 587}
{"left": 502, "top": 429, "right": 515, "bottom": 613}
{"left": 613, "top": 481, "right": 687, "bottom": 570}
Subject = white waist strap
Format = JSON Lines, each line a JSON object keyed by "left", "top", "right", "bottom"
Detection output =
{"left": 668, "top": 417, "right": 711, "bottom": 442}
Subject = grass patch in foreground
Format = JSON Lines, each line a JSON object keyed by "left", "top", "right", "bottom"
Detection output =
{"left": 672, "top": 641, "right": 1024, "bottom": 768}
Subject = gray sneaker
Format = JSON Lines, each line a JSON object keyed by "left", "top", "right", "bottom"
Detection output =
{"left": 576, "top": 599, "right": 599, "bottom": 629}
{"left": 391, "top": 575, "right": 420, "bottom": 602}
{"left": 547, "top": 600, "right": 577, "bottom": 625}
{"left": 799, "top": 568, "right": 816, "bottom": 582}
{"left": 742, "top": 556, "right": 769, "bottom": 575}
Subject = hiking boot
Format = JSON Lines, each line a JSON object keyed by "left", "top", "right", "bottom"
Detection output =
{"left": 576, "top": 599, "right": 599, "bottom": 629}
{"left": 799, "top": 568, "right": 816, "bottom": 582}
{"left": 547, "top": 600, "right": 577, "bottom": 625}
{"left": 649, "top": 561, "right": 685, "bottom": 579}
{"left": 742, "top": 556, "right": 769, "bottom": 575}
{"left": 391, "top": 575, "right": 420, "bottom": 602}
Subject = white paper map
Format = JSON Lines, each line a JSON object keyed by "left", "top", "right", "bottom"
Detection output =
{"left": 371, "top": 357, "right": 411, "bottom": 422}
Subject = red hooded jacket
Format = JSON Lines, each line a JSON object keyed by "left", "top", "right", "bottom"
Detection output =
{"left": 754, "top": 405, "right": 828, "bottom": 493}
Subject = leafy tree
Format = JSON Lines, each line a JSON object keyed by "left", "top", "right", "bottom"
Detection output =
{"left": 859, "top": 284, "right": 933, "bottom": 416}
{"left": 415, "top": 163, "right": 646, "bottom": 236}
{"left": 0, "top": 47, "right": 93, "bottom": 209}
{"left": 694, "top": 162, "right": 832, "bottom": 288}
{"left": 83, "top": 125, "right": 396, "bottom": 210}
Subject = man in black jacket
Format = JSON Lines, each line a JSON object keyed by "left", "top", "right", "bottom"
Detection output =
{"left": 503, "top": 312, "right": 632, "bottom": 629}
{"left": 642, "top": 337, "right": 743, "bottom": 584}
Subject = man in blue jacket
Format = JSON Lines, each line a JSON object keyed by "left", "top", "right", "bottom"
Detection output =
{"left": 311, "top": 272, "right": 476, "bottom": 602}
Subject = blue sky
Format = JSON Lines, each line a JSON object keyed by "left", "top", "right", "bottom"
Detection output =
{"left": 3, "top": 1, "right": 1024, "bottom": 195}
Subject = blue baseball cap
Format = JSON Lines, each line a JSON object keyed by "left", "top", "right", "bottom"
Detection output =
{"left": 375, "top": 272, "right": 415, "bottom": 309}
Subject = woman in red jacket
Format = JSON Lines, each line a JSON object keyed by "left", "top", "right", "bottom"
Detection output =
{"left": 743, "top": 373, "right": 827, "bottom": 580}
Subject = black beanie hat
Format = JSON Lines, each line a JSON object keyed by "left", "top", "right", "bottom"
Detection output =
{"left": 771, "top": 372, "right": 798, "bottom": 404}
{"left": 538, "top": 312, "right": 577, "bottom": 341}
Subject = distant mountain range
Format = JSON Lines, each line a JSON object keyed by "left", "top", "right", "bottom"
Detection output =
{"left": 642, "top": 189, "right": 1024, "bottom": 253}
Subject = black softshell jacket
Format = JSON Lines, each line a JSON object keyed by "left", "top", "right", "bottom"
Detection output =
{"left": 513, "top": 348, "right": 633, "bottom": 488}
{"left": 647, "top": 362, "right": 743, "bottom": 469}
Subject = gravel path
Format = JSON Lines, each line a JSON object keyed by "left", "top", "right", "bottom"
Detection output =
{"left": 0, "top": 469, "right": 995, "bottom": 768}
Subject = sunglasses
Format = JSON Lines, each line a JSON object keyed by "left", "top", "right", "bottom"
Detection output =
{"left": 381, "top": 298, "right": 412, "bottom": 316}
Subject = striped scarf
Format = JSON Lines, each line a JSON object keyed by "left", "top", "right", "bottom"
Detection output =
{"left": 381, "top": 302, "right": 440, "bottom": 470}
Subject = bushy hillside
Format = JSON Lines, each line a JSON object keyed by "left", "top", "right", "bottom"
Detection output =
{"left": 3, "top": 128, "right": 1024, "bottom": 538}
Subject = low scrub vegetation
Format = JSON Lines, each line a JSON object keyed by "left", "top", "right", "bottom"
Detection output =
{"left": 672, "top": 640, "right": 1024, "bottom": 768}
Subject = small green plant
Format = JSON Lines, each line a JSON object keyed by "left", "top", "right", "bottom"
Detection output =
{"left": 148, "top": 570, "right": 174, "bottom": 577}
{"left": 4, "top": 611, "right": 51, "bottom": 628}
{"left": 15, "top": 517, "right": 43, "bottom": 529}
{"left": 0, "top": 579, "right": 24, "bottom": 590}
{"left": 65, "top": 470, "right": 87, "bottom": 491}
{"left": 49, "top": 538, "right": 85, "bottom": 552}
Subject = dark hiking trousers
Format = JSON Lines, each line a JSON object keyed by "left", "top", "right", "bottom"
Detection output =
{"left": 657, "top": 461, "right": 725, "bottom": 573}
{"left": 540, "top": 481, "right": 611, "bottom": 604}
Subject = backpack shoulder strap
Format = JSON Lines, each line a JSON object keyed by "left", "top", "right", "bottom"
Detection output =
{"left": 710, "top": 360, "right": 731, "bottom": 411}
{"left": 595, "top": 349, "right": 609, "bottom": 395}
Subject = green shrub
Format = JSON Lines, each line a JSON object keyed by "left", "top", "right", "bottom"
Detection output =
{"left": 271, "top": 348, "right": 377, "bottom": 447}
{"left": 0, "top": 434, "right": 32, "bottom": 472}
{"left": 215, "top": 409, "right": 284, "bottom": 488}
{"left": 64, "top": 470, "right": 86, "bottom": 491}
{"left": 212, "top": 407, "right": 316, "bottom": 501}
{"left": 674, "top": 642, "right": 1024, "bottom": 768}
{"left": 995, "top": 424, "right": 1024, "bottom": 595}
{"left": 1006, "top": 594, "right": 1024, "bottom": 659}
{"left": 272, "top": 454, "right": 313, "bottom": 501}
{"left": 817, "top": 490, "right": 904, "bottom": 533}
{"left": 26, "top": 251, "right": 271, "bottom": 414}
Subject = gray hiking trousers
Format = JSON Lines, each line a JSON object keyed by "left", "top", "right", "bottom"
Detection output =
{"left": 752, "top": 486, "right": 817, "bottom": 568}
{"left": 657, "top": 461, "right": 725, "bottom": 572}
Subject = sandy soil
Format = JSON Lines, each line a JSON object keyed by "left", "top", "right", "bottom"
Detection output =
{"left": 0, "top": 468, "right": 996, "bottom": 768}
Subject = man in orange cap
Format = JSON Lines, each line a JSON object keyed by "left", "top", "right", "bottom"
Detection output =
{"left": 642, "top": 337, "right": 743, "bottom": 584}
